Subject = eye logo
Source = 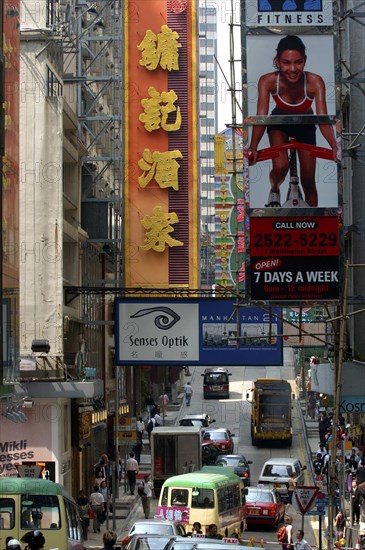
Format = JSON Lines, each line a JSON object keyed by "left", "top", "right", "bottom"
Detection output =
{"left": 130, "top": 307, "right": 181, "bottom": 330}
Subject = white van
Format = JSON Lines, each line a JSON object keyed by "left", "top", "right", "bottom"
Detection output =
{"left": 258, "top": 458, "right": 306, "bottom": 500}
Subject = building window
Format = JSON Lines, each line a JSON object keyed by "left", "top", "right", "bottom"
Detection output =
{"left": 47, "top": 0, "right": 57, "bottom": 27}
{"left": 47, "top": 67, "right": 63, "bottom": 97}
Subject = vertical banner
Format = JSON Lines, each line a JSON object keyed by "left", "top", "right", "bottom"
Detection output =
{"left": 124, "top": 1, "right": 199, "bottom": 288}
{"left": 241, "top": 0, "right": 342, "bottom": 302}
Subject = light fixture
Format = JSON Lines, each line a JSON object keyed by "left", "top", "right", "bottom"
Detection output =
{"left": 13, "top": 405, "right": 28, "bottom": 423}
{"left": 31, "top": 339, "right": 50, "bottom": 353}
{"left": 94, "top": 19, "right": 105, "bottom": 29}
{"left": 2, "top": 407, "right": 20, "bottom": 423}
{"left": 23, "top": 398, "right": 34, "bottom": 409}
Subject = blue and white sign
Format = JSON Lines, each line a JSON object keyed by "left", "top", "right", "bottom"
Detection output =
{"left": 115, "top": 299, "right": 283, "bottom": 366}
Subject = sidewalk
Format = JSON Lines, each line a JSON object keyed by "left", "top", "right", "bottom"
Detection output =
{"left": 85, "top": 399, "right": 183, "bottom": 549}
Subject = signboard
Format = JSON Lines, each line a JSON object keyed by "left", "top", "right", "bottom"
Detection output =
{"left": 16, "top": 465, "right": 42, "bottom": 478}
{"left": 117, "top": 416, "right": 136, "bottom": 431}
{"left": 156, "top": 505, "right": 190, "bottom": 524}
{"left": 250, "top": 216, "right": 339, "bottom": 301}
{"left": 245, "top": 0, "right": 333, "bottom": 27}
{"left": 118, "top": 431, "right": 138, "bottom": 441}
{"left": 115, "top": 299, "right": 283, "bottom": 365}
{"left": 293, "top": 485, "right": 319, "bottom": 514}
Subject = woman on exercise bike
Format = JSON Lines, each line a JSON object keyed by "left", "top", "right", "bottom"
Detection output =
{"left": 248, "top": 34, "right": 337, "bottom": 207}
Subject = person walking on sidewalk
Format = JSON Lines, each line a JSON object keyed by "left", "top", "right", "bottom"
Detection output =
{"left": 159, "top": 392, "right": 169, "bottom": 416}
{"left": 89, "top": 485, "right": 104, "bottom": 533}
{"left": 100, "top": 530, "right": 117, "bottom": 549}
{"left": 136, "top": 416, "right": 145, "bottom": 440}
{"left": 140, "top": 474, "right": 154, "bottom": 519}
{"left": 184, "top": 382, "right": 193, "bottom": 407}
{"left": 294, "top": 530, "right": 311, "bottom": 550}
{"left": 126, "top": 452, "right": 139, "bottom": 495}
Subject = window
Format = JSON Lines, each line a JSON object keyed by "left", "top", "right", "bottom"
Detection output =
{"left": 21, "top": 494, "right": 60, "bottom": 530}
{"left": 171, "top": 489, "right": 189, "bottom": 507}
{"left": 47, "top": 66, "right": 63, "bottom": 97}
{"left": 191, "top": 488, "right": 214, "bottom": 509}
{"left": 0, "top": 497, "right": 15, "bottom": 529}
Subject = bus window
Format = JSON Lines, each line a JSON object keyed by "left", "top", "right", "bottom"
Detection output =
{"left": 171, "top": 489, "right": 188, "bottom": 506}
{"left": 21, "top": 495, "right": 60, "bottom": 530}
{"left": 160, "top": 487, "right": 168, "bottom": 506}
{"left": 0, "top": 498, "right": 15, "bottom": 529}
{"left": 191, "top": 488, "right": 214, "bottom": 509}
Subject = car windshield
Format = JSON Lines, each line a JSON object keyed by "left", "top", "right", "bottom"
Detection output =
{"left": 180, "top": 419, "right": 203, "bottom": 427}
{"left": 132, "top": 524, "right": 173, "bottom": 535}
{"left": 247, "top": 490, "right": 274, "bottom": 503}
{"left": 205, "top": 432, "right": 227, "bottom": 441}
{"left": 216, "top": 457, "right": 245, "bottom": 466}
{"left": 204, "top": 373, "right": 228, "bottom": 384}
{"left": 263, "top": 465, "right": 292, "bottom": 477}
{"left": 130, "top": 536, "right": 171, "bottom": 549}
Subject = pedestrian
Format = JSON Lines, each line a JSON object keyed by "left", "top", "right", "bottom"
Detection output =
{"left": 159, "top": 391, "right": 169, "bottom": 416}
{"left": 184, "top": 382, "right": 193, "bottom": 407}
{"left": 154, "top": 409, "right": 163, "bottom": 426}
{"left": 78, "top": 496, "right": 91, "bottom": 540}
{"left": 318, "top": 412, "right": 330, "bottom": 445}
{"left": 356, "top": 458, "right": 365, "bottom": 485}
{"left": 206, "top": 524, "right": 223, "bottom": 539}
{"left": 313, "top": 453, "right": 324, "bottom": 487}
{"left": 351, "top": 480, "right": 360, "bottom": 524}
{"left": 22, "top": 531, "right": 46, "bottom": 550}
{"left": 126, "top": 451, "right": 139, "bottom": 495}
{"left": 286, "top": 472, "right": 297, "bottom": 511}
{"left": 140, "top": 474, "right": 154, "bottom": 519}
{"left": 99, "top": 480, "right": 108, "bottom": 512}
{"left": 94, "top": 470, "right": 105, "bottom": 487}
{"left": 190, "top": 521, "right": 203, "bottom": 535}
{"left": 334, "top": 511, "right": 346, "bottom": 541}
{"left": 146, "top": 394, "right": 155, "bottom": 418}
{"left": 285, "top": 516, "right": 294, "bottom": 550}
{"left": 294, "top": 530, "right": 311, "bottom": 550}
{"left": 133, "top": 438, "right": 143, "bottom": 464}
{"left": 146, "top": 416, "right": 155, "bottom": 442}
{"left": 6, "top": 540, "right": 21, "bottom": 550}
{"left": 316, "top": 442, "right": 327, "bottom": 459}
{"left": 100, "top": 530, "right": 117, "bottom": 549}
{"left": 136, "top": 416, "right": 145, "bottom": 440}
{"left": 90, "top": 484, "right": 104, "bottom": 533}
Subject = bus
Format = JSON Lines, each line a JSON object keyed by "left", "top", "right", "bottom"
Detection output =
{"left": 0, "top": 478, "right": 85, "bottom": 550}
{"left": 157, "top": 467, "right": 246, "bottom": 538}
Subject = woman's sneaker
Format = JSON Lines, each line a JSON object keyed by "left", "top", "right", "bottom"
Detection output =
{"left": 265, "top": 191, "right": 281, "bottom": 207}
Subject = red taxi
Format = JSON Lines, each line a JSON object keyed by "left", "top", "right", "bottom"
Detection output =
{"left": 202, "top": 428, "right": 234, "bottom": 454}
{"left": 244, "top": 487, "right": 285, "bottom": 528}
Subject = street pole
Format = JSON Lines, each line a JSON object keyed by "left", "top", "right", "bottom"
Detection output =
{"left": 327, "top": 260, "right": 349, "bottom": 550}
{"left": 112, "top": 365, "right": 120, "bottom": 530}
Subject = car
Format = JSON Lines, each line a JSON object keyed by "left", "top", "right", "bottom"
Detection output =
{"left": 201, "top": 368, "right": 231, "bottom": 399}
{"left": 244, "top": 486, "right": 285, "bottom": 528}
{"left": 179, "top": 414, "right": 215, "bottom": 429}
{"left": 214, "top": 454, "right": 252, "bottom": 486}
{"left": 118, "top": 519, "right": 187, "bottom": 547}
{"left": 258, "top": 457, "right": 306, "bottom": 500}
{"left": 202, "top": 428, "right": 234, "bottom": 454}
{"left": 165, "top": 536, "right": 250, "bottom": 549}
{"left": 122, "top": 533, "right": 174, "bottom": 550}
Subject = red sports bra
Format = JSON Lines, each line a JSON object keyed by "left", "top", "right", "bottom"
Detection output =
{"left": 272, "top": 72, "right": 314, "bottom": 113}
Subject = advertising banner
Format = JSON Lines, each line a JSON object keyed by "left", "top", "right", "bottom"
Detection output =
{"left": 249, "top": 216, "right": 340, "bottom": 300}
{"left": 115, "top": 299, "right": 283, "bottom": 365}
{"left": 245, "top": 0, "right": 333, "bottom": 27}
{"left": 246, "top": 34, "right": 337, "bottom": 209}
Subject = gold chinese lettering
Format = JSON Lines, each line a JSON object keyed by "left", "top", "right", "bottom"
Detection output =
{"left": 138, "top": 148, "right": 183, "bottom": 191}
{"left": 138, "top": 25, "right": 181, "bottom": 71}
{"left": 141, "top": 206, "right": 183, "bottom": 252}
{"left": 139, "top": 86, "right": 182, "bottom": 132}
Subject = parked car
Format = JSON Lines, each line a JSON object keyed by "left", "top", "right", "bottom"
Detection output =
{"left": 179, "top": 414, "right": 215, "bottom": 429}
{"left": 122, "top": 533, "right": 174, "bottom": 550}
{"left": 202, "top": 428, "right": 234, "bottom": 454}
{"left": 244, "top": 486, "right": 285, "bottom": 528}
{"left": 214, "top": 454, "right": 252, "bottom": 486}
{"left": 118, "top": 519, "right": 187, "bottom": 547}
{"left": 258, "top": 457, "right": 306, "bottom": 501}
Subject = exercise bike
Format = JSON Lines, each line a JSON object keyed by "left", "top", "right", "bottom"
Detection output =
{"left": 248, "top": 139, "right": 334, "bottom": 208}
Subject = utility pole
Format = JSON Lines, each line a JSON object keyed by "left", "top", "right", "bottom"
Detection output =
{"left": 327, "top": 260, "right": 349, "bottom": 550}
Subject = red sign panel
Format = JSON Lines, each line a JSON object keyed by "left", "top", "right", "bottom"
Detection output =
{"left": 250, "top": 216, "right": 340, "bottom": 301}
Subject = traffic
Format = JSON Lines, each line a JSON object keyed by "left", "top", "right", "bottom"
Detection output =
{"left": 115, "top": 358, "right": 321, "bottom": 550}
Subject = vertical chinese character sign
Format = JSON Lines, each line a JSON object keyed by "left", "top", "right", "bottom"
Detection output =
{"left": 124, "top": 1, "right": 199, "bottom": 287}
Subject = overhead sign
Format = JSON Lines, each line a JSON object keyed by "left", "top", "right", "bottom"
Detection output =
{"left": 245, "top": 0, "right": 333, "bottom": 27}
{"left": 294, "top": 486, "right": 319, "bottom": 514}
{"left": 16, "top": 465, "right": 43, "bottom": 478}
{"left": 250, "top": 216, "right": 340, "bottom": 301}
{"left": 115, "top": 299, "right": 283, "bottom": 366}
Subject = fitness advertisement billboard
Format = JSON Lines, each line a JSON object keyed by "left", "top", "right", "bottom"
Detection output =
{"left": 115, "top": 299, "right": 283, "bottom": 366}
{"left": 249, "top": 216, "right": 340, "bottom": 301}
{"left": 246, "top": 34, "right": 338, "bottom": 210}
